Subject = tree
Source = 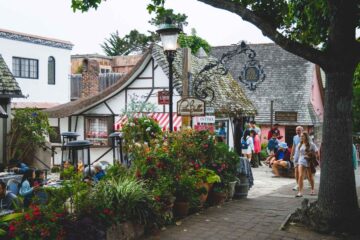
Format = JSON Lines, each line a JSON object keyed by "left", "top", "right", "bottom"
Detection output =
{"left": 72, "top": 0, "right": 360, "bottom": 232}
{"left": 100, "top": 7, "right": 210, "bottom": 56}
{"left": 101, "top": 30, "right": 152, "bottom": 56}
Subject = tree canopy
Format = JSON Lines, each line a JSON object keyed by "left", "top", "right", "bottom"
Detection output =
{"left": 100, "top": 7, "right": 210, "bottom": 56}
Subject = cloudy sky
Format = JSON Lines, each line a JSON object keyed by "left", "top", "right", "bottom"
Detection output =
{"left": 0, "top": 0, "right": 271, "bottom": 54}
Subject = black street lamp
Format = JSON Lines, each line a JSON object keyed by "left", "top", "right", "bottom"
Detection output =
{"left": 157, "top": 18, "right": 181, "bottom": 132}
{"left": 109, "top": 132, "right": 124, "bottom": 165}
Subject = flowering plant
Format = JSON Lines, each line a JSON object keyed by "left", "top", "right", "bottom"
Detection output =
{"left": 122, "top": 116, "right": 162, "bottom": 152}
{"left": 7, "top": 205, "right": 66, "bottom": 240}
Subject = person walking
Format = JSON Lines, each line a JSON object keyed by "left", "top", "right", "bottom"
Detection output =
{"left": 291, "top": 126, "right": 303, "bottom": 191}
{"left": 294, "top": 132, "right": 319, "bottom": 197}
{"left": 252, "top": 130, "right": 262, "bottom": 167}
{"left": 241, "top": 130, "right": 254, "bottom": 162}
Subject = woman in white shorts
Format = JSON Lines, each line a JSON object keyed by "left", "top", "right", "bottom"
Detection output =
{"left": 294, "top": 132, "right": 318, "bottom": 197}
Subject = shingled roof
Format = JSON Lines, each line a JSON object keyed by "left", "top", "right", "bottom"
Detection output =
{"left": 0, "top": 54, "right": 23, "bottom": 98}
{"left": 45, "top": 44, "right": 256, "bottom": 118}
{"left": 211, "top": 43, "right": 318, "bottom": 125}
{"left": 152, "top": 45, "right": 256, "bottom": 116}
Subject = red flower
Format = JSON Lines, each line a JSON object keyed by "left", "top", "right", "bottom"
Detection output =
{"left": 156, "top": 162, "right": 163, "bottom": 169}
{"left": 103, "top": 208, "right": 112, "bottom": 215}
{"left": 24, "top": 213, "right": 32, "bottom": 221}
{"left": 203, "top": 144, "right": 209, "bottom": 148}
{"left": 155, "top": 196, "right": 161, "bottom": 202}
{"left": 146, "top": 157, "right": 152, "bottom": 163}
{"left": 194, "top": 163, "right": 200, "bottom": 170}
{"left": 8, "top": 223, "right": 16, "bottom": 232}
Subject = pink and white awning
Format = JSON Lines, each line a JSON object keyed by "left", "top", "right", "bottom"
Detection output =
{"left": 115, "top": 113, "right": 182, "bottom": 131}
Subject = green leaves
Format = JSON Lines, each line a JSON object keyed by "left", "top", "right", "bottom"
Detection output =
{"left": 178, "top": 29, "right": 211, "bottom": 54}
{"left": 101, "top": 30, "right": 153, "bottom": 56}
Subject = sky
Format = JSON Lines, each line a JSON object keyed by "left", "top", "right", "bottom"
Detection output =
{"left": 0, "top": 0, "right": 271, "bottom": 55}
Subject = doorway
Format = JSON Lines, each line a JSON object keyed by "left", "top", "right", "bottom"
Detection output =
{"left": 285, "top": 126, "right": 296, "bottom": 147}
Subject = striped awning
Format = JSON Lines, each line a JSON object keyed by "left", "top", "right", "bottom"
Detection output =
{"left": 115, "top": 113, "right": 182, "bottom": 131}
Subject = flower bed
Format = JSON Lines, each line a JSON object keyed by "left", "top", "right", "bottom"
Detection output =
{"left": 0, "top": 116, "right": 241, "bottom": 239}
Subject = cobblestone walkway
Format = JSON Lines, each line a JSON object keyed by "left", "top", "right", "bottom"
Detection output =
{"left": 147, "top": 166, "right": 360, "bottom": 240}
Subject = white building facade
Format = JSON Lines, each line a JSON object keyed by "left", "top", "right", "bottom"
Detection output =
{"left": 0, "top": 28, "right": 73, "bottom": 107}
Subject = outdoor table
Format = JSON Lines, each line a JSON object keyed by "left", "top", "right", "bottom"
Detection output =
{"left": 0, "top": 173, "right": 22, "bottom": 184}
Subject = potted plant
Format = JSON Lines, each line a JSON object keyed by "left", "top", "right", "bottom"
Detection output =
{"left": 173, "top": 172, "right": 198, "bottom": 218}
{"left": 194, "top": 168, "right": 221, "bottom": 204}
{"left": 209, "top": 182, "right": 228, "bottom": 205}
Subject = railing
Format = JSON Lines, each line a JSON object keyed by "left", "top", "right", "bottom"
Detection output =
{"left": 70, "top": 73, "right": 124, "bottom": 100}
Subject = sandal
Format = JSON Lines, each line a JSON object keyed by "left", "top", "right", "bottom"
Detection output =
{"left": 295, "top": 193, "right": 303, "bottom": 198}
{"left": 310, "top": 190, "right": 316, "bottom": 196}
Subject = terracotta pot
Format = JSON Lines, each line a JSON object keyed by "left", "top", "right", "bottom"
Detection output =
{"left": 197, "top": 182, "right": 212, "bottom": 205}
{"left": 173, "top": 201, "right": 190, "bottom": 218}
{"left": 209, "top": 191, "right": 227, "bottom": 205}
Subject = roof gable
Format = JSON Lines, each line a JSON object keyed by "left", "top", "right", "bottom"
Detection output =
{"left": 0, "top": 54, "right": 23, "bottom": 98}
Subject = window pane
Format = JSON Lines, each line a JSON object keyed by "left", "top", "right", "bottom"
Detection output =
{"left": 21, "top": 59, "right": 29, "bottom": 78}
{"left": 12, "top": 58, "right": 20, "bottom": 77}
{"left": 85, "top": 117, "right": 109, "bottom": 146}
{"left": 30, "top": 60, "right": 38, "bottom": 79}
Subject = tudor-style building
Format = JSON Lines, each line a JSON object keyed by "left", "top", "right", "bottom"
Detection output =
{"left": 0, "top": 28, "right": 73, "bottom": 109}
{"left": 0, "top": 55, "right": 23, "bottom": 163}
{"left": 44, "top": 45, "right": 256, "bottom": 165}
{"left": 211, "top": 43, "right": 324, "bottom": 146}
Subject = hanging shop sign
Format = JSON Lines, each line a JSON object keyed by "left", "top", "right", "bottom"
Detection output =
{"left": 275, "top": 111, "right": 298, "bottom": 122}
{"left": 177, "top": 97, "right": 205, "bottom": 116}
{"left": 158, "top": 90, "right": 169, "bottom": 105}
{"left": 194, "top": 116, "right": 216, "bottom": 124}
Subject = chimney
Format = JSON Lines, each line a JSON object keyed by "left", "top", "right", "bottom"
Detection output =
{"left": 81, "top": 59, "right": 100, "bottom": 98}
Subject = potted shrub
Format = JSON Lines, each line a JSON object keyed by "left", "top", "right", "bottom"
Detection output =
{"left": 173, "top": 172, "right": 198, "bottom": 218}
{"left": 209, "top": 182, "right": 228, "bottom": 205}
{"left": 194, "top": 168, "right": 221, "bottom": 204}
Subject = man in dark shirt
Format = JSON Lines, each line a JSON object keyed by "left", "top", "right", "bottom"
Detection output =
{"left": 0, "top": 181, "right": 19, "bottom": 210}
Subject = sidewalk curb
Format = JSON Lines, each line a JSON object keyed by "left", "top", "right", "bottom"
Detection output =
{"left": 279, "top": 212, "right": 293, "bottom": 231}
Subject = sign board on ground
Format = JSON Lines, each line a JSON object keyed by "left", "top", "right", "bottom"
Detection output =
{"left": 158, "top": 90, "right": 169, "bottom": 105}
{"left": 275, "top": 111, "right": 298, "bottom": 122}
{"left": 177, "top": 97, "right": 205, "bottom": 116}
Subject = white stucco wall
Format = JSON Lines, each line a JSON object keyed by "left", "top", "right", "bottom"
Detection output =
{"left": 0, "top": 38, "right": 71, "bottom": 103}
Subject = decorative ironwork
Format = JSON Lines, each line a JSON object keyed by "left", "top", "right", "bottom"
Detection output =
{"left": 192, "top": 41, "right": 266, "bottom": 99}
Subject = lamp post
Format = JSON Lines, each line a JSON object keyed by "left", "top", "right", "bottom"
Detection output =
{"left": 109, "top": 132, "right": 124, "bottom": 165}
{"left": 157, "top": 18, "right": 181, "bottom": 132}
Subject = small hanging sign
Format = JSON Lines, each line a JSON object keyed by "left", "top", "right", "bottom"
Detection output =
{"left": 177, "top": 97, "right": 205, "bottom": 116}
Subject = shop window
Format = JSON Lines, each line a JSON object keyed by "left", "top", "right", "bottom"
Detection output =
{"left": 85, "top": 116, "right": 112, "bottom": 146}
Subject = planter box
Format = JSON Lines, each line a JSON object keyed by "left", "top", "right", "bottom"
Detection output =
{"left": 106, "top": 222, "right": 144, "bottom": 240}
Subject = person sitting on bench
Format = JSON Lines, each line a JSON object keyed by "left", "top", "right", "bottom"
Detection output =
{"left": 271, "top": 142, "right": 291, "bottom": 177}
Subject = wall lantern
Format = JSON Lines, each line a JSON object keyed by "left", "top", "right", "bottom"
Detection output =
{"left": 109, "top": 132, "right": 124, "bottom": 165}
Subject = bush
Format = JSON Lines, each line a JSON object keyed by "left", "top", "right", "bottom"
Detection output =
{"left": 91, "top": 177, "right": 160, "bottom": 226}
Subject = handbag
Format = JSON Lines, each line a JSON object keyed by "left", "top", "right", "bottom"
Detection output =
{"left": 305, "top": 150, "right": 318, "bottom": 173}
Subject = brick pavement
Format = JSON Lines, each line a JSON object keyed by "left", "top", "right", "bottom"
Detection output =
{"left": 146, "top": 166, "right": 360, "bottom": 240}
